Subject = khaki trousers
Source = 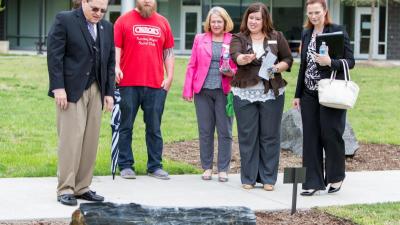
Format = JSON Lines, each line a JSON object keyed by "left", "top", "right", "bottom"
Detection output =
{"left": 56, "top": 83, "right": 102, "bottom": 196}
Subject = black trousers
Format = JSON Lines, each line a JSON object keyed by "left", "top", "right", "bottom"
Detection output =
{"left": 233, "top": 94, "right": 284, "bottom": 185}
{"left": 301, "top": 89, "right": 346, "bottom": 190}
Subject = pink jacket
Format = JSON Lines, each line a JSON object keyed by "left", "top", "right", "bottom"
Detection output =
{"left": 182, "top": 32, "right": 237, "bottom": 98}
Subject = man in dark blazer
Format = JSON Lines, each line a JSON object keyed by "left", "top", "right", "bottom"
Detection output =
{"left": 47, "top": 0, "right": 115, "bottom": 206}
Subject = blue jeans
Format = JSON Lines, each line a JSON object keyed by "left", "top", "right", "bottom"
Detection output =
{"left": 118, "top": 87, "right": 167, "bottom": 173}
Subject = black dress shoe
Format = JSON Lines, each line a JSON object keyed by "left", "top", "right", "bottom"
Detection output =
{"left": 300, "top": 189, "right": 320, "bottom": 196}
{"left": 76, "top": 190, "right": 104, "bottom": 202}
{"left": 328, "top": 182, "right": 343, "bottom": 193}
{"left": 57, "top": 194, "right": 77, "bottom": 206}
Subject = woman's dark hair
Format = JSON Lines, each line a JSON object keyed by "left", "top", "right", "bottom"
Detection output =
{"left": 240, "top": 2, "right": 274, "bottom": 36}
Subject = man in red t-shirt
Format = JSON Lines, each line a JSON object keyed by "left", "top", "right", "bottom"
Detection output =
{"left": 114, "top": 0, "right": 175, "bottom": 180}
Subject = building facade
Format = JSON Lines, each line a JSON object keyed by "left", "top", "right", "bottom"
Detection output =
{"left": 0, "top": 0, "right": 399, "bottom": 59}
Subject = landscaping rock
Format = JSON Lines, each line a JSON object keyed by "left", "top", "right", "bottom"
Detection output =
{"left": 343, "top": 121, "right": 360, "bottom": 156}
{"left": 280, "top": 109, "right": 359, "bottom": 156}
{"left": 280, "top": 109, "right": 303, "bottom": 156}
{"left": 71, "top": 202, "right": 256, "bottom": 225}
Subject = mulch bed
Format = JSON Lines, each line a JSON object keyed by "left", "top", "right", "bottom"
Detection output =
{"left": 0, "top": 220, "right": 69, "bottom": 225}
{"left": 0, "top": 211, "right": 356, "bottom": 225}
{"left": 0, "top": 210, "right": 356, "bottom": 225}
{"left": 255, "top": 210, "right": 355, "bottom": 225}
{"left": 164, "top": 139, "right": 400, "bottom": 173}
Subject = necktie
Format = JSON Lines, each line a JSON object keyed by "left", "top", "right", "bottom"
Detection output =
{"left": 87, "top": 22, "right": 96, "bottom": 40}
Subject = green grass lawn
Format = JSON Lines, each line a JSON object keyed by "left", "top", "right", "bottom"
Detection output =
{"left": 0, "top": 55, "right": 399, "bottom": 224}
{"left": 0, "top": 56, "right": 399, "bottom": 178}
{"left": 321, "top": 202, "right": 400, "bottom": 225}
{"left": 0, "top": 56, "right": 200, "bottom": 177}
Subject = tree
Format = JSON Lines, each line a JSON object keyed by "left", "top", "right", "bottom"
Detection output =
{"left": 0, "top": 0, "right": 5, "bottom": 12}
{"left": 341, "top": 0, "right": 400, "bottom": 61}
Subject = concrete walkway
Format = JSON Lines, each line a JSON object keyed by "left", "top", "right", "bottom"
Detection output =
{"left": 0, "top": 170, "right": 399, "bottom": 221}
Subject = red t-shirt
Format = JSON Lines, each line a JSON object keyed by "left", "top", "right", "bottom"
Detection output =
{"left": 114, "top": 10, "right": 174, "bottom": 88}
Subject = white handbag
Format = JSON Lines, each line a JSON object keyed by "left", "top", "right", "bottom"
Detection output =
{"left": 318, "top": 59, "right": 359, "bottom": 109}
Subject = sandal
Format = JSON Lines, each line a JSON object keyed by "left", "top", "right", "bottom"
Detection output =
{"left": 218, "top": 172, "right": 229, "bottom": 182}
{"left": 201, "top": 169, "right": 212, "bottom": 180}
{"left": 242, "top": 184, "right": 254, "bottom": 189}
{"left": 263, "top": 184, "right": 274, "bottom": 191}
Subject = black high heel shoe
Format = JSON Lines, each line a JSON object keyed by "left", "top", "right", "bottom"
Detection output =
{"left": 328, "top": 181, "right": 343, "bottom": 193}
{"left": 300, "top": 189, "right": 320, "bottom": 196}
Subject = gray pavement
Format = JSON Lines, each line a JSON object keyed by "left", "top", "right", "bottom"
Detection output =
{"left": 0, "top": 170, "right": 399, "bottom": 221}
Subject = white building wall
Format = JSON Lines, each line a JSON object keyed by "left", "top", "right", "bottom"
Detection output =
{"left": 121, "top": 0, "right": 135, "bottom": 14}
{"left": 329, "top": 0, "right": 341, "bottom": 24}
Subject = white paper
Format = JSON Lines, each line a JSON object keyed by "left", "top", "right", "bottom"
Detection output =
{"left": 258, "top": 51, "right": 277, "bottom": 80}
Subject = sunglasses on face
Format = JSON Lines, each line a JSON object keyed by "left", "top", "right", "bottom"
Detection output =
{"left": 89, "top": 4, "right": 107, "bottom": 14}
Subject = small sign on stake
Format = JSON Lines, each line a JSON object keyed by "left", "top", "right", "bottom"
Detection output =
{"left": 283, "top": 167, "right": 306, "bottom": 215}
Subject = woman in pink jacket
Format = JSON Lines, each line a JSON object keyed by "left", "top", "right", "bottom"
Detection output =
{"left": 182, "top": 7, "right": 237, "bottom": 182}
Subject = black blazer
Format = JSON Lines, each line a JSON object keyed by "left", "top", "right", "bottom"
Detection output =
{"left": 47, "top": 8, "right": 115, "bottom": 104}
{"left": 294, "top": 24, "right": 355, "bottom": 98}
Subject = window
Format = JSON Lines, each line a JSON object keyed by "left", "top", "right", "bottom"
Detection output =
{"left": 183, "top": 0, "right": 200, "bottom": 6}
{"left": 109, "top": 0, "right": 121, "bottom": 5}
{"left": 210, "top": 0, "right": 270, "bottom": 33}
{"left": 378, "top": 4, "right": 386, "bottom": 54}
{"left": 272, "top": 0, "right": 303, "bottom": 54}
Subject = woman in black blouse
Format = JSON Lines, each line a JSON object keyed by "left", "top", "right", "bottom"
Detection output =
{"left": 293, "top": 0, "right": 355, "bottom": 196}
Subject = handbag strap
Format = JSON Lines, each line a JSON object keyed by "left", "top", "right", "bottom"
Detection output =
{"left": 330, "top": 59, "right": 350, "bottom": 81}
{"left": 330, "top": 69, "right": 337, "bottom": 80}
{"left": 340, "top": 59, "right": 351, "bottom": 82}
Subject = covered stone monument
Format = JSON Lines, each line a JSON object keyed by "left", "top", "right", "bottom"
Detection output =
{"left": 280, "top": 109, "right": 359, "bottom": 156}
{"left": 70, "top": 202, "right": 257, "bottom": 225}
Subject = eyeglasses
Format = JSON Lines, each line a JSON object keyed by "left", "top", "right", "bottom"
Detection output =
{"left": 88, "top": 4, "right": 107, "bottom": 14}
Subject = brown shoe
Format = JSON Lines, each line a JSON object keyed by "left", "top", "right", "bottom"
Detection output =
{"left": 242, "top": 184, "right": 254, "bottom": 190}
{"left": 263, "top": 184, "right": 274, "bottom": 191}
